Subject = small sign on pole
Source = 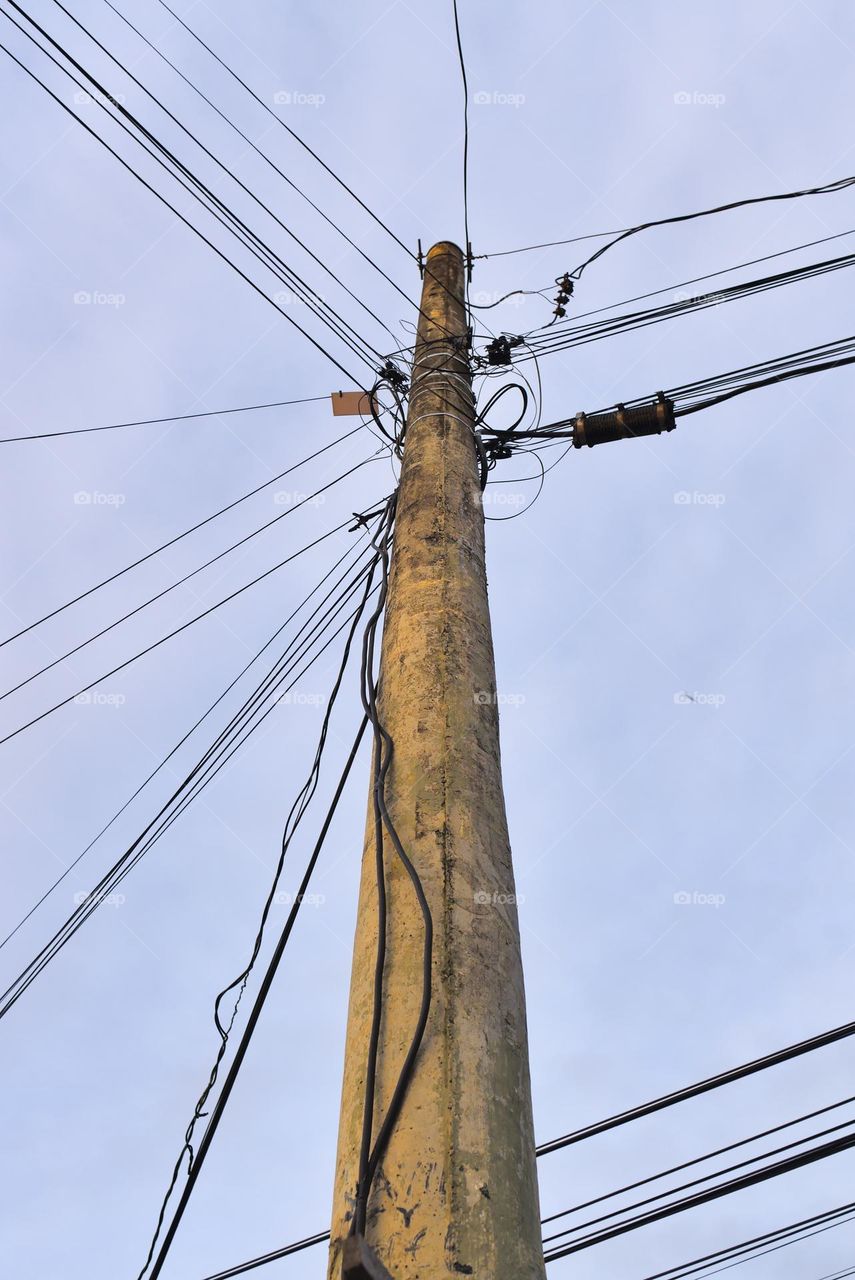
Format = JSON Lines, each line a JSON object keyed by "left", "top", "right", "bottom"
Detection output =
{"left": 331, "top": 390, "right": 373, "bottom": 417}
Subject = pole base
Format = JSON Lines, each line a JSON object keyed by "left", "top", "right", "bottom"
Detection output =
{"left": 342, "top": 1235, "right": 395, "bottom": 1280}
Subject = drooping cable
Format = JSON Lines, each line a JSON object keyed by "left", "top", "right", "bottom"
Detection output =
{"left": 0, "top": 532, "right": 368, "bottom": 955}
{"left": 0, "top": 530, "right": 385, "bottom": 1019}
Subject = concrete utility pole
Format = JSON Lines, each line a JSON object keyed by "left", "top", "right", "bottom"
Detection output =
{"left": 328, "top": 242, "right": 546, "bottom": 1280}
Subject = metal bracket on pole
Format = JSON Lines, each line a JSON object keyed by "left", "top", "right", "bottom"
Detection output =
{"left": 465, "top": 240, "right": 474, "bottom": 283}
{"left": 342, "top": 1235, "right": 395, "bottom": 1280}
{"left": 416, "top": 239, "right": 425, "bottom": 279}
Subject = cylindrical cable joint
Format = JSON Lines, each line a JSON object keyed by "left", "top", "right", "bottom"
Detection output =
{"left": 573, "top": 392, "right": 676, "bottom": 448}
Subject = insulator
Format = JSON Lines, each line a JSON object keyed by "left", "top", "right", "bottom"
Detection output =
{"left": 573, "top": 392, "right": 676, "bottom": 448}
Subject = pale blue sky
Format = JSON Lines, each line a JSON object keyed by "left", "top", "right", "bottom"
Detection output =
{"left": 2, "top": 2, "right": 855, "bottom": 1278}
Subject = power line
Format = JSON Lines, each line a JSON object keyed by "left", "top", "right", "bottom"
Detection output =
{"left": 562, "top": 172, "right": 855, "bottom": 286}
{"left": 3, "top": 0, "right": 383, "bottom": 373}
{"left": 1, "top": 426, "right": 367, "bottom": 649}
{"left": 452, "top": 0, "right": 471, "bottom": 301}
{"left": 541, "top": 1093, "right": 855, "bottom": 1226}
{"left": 542, "top": 1131, "right": 855, "bottom": 1261}
{"left": 542, "top": 1116, "right": 855, "bottom": 1246}
{"left": 0, "top": 534, "right": 386, "bottom": 1020}
{"left": 138, "top": 545, "right": 384, "bottom": 1280}
{"left": 633, "top": 1201, "right": 855, "bottom": 1280}
{"left": 1, "top": 452, "right": 380, "bottom": 702}
{"left": 535, "top": 1011, "right": 855, "bottom": 1155}
{"left": 0, "top": 533, "right": 370, "bottom": 955}
{"left": 99, "top": 0, "right": 421, "bottom": 331}
{"left": 0, "top": 393, "right": 329, "bottom": 442}
{"left": 150, "top": 0, "right": 415, "bottom": 260}
{"left": 44, "top": 0, "right": 399, "bottom": 350}
{"left": 0, "top": 29, "right": 368, "bottom": 387}
{"left": 0, "top": 461, "right": 378, "bottom": 748}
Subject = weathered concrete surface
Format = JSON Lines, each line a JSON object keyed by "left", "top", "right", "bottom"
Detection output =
{"left": 328, "top": 243, "right": 546, "bottom": 1280}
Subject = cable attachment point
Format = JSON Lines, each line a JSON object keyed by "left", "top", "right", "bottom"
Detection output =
{"left": 416, "top": 239, "right": 425, "bottom": 279}
{"left": 573, "top": 392, "right": 676, "bottom": 448}
{"left": 484, "top": 335, "right": 523, "bottom": 367}
{"left": 465, "top": 240, "right": 474, "bottom": 283}
{"left": 376, "top": 360, "right": 409, "bottom": 393}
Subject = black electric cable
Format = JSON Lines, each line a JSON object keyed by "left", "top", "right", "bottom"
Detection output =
{"left": 1, "top": 426, "right": 368, "bottom": 649}
{"left": 1, "top": 450, "right": 379, "bottom": 701}
{"left": 523, "top": 226, "right": 855, "bottom": 332}
{"left": 536, "top": 1012, "right": 855, "bottom": 1156}
{"left": 0, "top": 460, "right": 378, "bottom": 748}
{"left": 0, "top": 536, "right": 384, "bottom": 1020}
{"left": 452, "top": 0, "right": 471, "bottom": 306}
{"left": 476, "top": 227, "right": 625, "bottom": 258}
{"left": 0, "top": 533, "right": 370, "bottom": 955}
{"left": 521, "top": 251, "right": 855, "bottom": 359}
{"left": 1, "top": 1, "right": 381, "bottom": 373}
{"left": 542, "top": 1092, "right": 855, "bottom": 1227}
{"left": 99, "top": 0, "right": 421, "bottom": 333}
{"left": 139, "top": 544, "right": 384, "bottom": 1280}
{"left": 543, "top": 1114, "right": 855, "bottom": 1244}
{"left": 0, "top": 34, "right": 366, "bottom": 387}
{"left": 564, "top": 172, "right": 855, "bottom": 286}
{"left": 633, "top": 1201, "right": 855, "bottom": 1280}
{"left": 151, "top": 0, "right": 414, "bottom": 259}
{"left": 198, "top": 1232, "right": 332, "bottom": 1280}
{"left": 351, "top": 495, "right": 434, "bottom": 1236}
{"left": 542, "top": 1130, "right": 855, "bottom": 1261}
{"left": 0, "top": 393, "right": 330, "bottom": 443}
{"left": 44, "top": 0, "right": 397, "bottom": 351}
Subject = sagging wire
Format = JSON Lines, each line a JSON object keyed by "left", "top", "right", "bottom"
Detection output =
{"left": 136, "top": 508, "right": 390, "bottom": 1280}
{"left": 352, "top": 496, "right": 435, "bottom": 1240}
